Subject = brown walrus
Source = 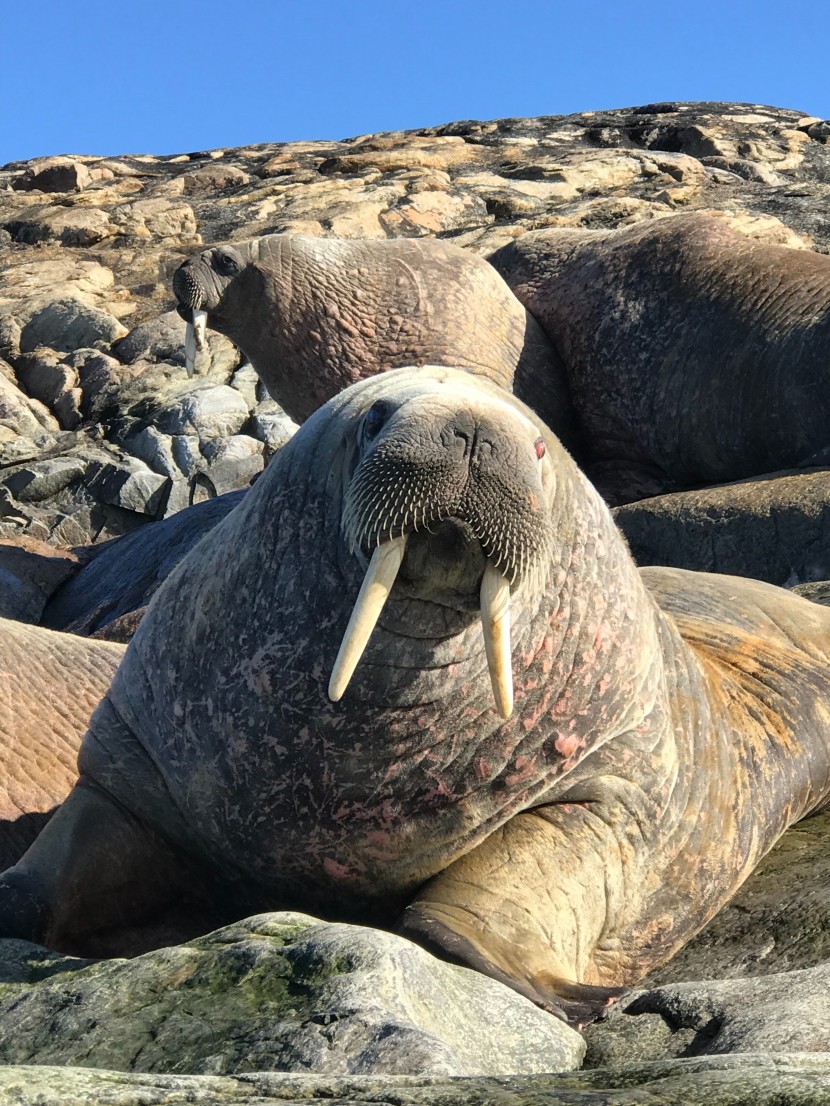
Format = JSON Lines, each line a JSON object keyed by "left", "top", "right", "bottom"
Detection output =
{"left": 0, "top": 618, "right": 125, "bottom": 869}
{"left": 1, "top": 367, "right": 830, "bottom": 1027}
{"left": 171, "top": 232, "right": 582, "bottom": 454}
{"left": 489, "top": 213, "right": 830, "bottom": 503}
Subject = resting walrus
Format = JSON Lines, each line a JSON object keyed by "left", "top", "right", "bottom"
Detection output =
{"left": 489, "top": 213, "right": 830, "bottom": 503}
{"left": 2, "top": 367, "right": 830, "bottom": 1027}
{"left": 171, "top": 232, "right": 581, "bottom": 453}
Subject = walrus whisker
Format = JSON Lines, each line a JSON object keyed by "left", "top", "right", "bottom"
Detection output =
{"left": 184, "top": 309, "right": 208, "bottom": 377}
{"left": 329, "top": 535, "right": 408, "bottom": 703}
{"left": 480, "top": 562, "right": 513, "bottom": 719}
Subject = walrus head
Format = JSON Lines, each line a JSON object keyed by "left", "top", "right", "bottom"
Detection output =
{"left": 328, "top": 372, "right": 555, "bottom": 719}
{"left": 173, "top": 243, "right": 250, "bottom": 375}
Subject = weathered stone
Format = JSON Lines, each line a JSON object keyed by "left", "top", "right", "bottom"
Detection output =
{"left": 0, "top": 1053, "right": 828, "bottom": 1104}
{"left": 0, "top": 914, "right": 582, "bottom": 1077}
{"left": 83, "top": 458, "right": 170, "bottom": 517}
{"left": 181, "top": 165, "right": 251, "bottom": 192}
{"left": 11, "top": 156, "right": 93, "bottom": 193}
{"left": 15, "top": 348, "right": 78, "bottom": 408}
{"left": 154, "top": 385, "right": 250, "bottom": 440}
{"left": 19, "top": 298, "right": 128, "bottom": 354}
{"left": 112, "top": 310, "right": 187, "bottom": 364}
{"left": 8, "top": 204, "right": 116, "bottom": 247}
{"left": 0, "top": 371, "right": 58, "bottom": 438}
{"left": 2, "top": 457, "right": 87, "bottom": 503}
{"left": 249, "top": 407, "right": 298, "bottom": 460}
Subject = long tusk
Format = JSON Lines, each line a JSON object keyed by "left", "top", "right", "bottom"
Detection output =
{"left": 329, "top": 536, "right": 407, "bottom": 703}
{"left": 184, "top": 308, "right": 208, "bottom": 377}
{"left": 480, "top": 562, "right": 513, "bottom": 719}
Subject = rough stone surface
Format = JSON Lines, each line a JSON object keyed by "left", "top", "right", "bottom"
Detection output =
{"left": 0, "top": 1055, "right": 828, "bottom": 1104}
{"left": 0, "top": 914, "right": 583, "bottom": 1078}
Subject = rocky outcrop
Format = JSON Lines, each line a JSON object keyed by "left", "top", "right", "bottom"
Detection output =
{"left": 1, "top": 102, "right": 829, "bottom": 548}
{"left": 0, "top": 914, "right": 583, "bottom": 1077}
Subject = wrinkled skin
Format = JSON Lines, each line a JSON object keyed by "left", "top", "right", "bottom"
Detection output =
{"left": 2, "top": 368, "right": 830, "bottom": 1027}
{"left": 42, "top": 491, "right": 246, "bottom": 641}
{"left": 489, "top": 213, "right": 830, "bottom": 504}
{"left": 0, "top": 619, "right": 125, "bottom": 869}
{"left": 172, "top": 233, "right": 581, "bottom": 454}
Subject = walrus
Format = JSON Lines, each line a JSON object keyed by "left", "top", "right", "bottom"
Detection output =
{"left": 489, "top": 213, "right": 830, "bottom": 504}
{"left": 2, "top": 367, "right": 830, "bottom": 1028}
{"left": 0, "top": 618, "right": 125, "bottom": 869}
{"left": 171, "top": 233, "right": 582, "bottom": 453}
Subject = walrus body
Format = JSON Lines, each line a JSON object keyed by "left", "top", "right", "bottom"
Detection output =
{"left": 0, "top": 619, "right": 125, "bottom": 869}
{"left": 172, "top": 233, "right": 581, "bottom": 453}
{"left": 1, "top": 368, "right": 830, "bottom": 1025}
{"left": 489, "top": 214, "right": 830, "bottom": 503}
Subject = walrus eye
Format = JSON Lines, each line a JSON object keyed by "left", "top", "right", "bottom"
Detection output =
{"left": 362, "top": 401, "right": 391, "bottom": 443}
{"left": 534, "top": 437, "right": 546, "bottom": 460}
{"left": 215, "top": 253, "right": 239, "bottom": 276}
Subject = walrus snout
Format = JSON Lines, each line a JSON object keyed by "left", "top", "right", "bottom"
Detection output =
{"left": 330, "top": 391, "right": 554, "bottom": 718}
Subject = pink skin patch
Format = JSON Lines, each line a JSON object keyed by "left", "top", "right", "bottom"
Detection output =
{"left": 323, "top": 857, "right": 352, "bottom": 880}
{"left": 555, "top": 733, "right": 582, "bottom": 759}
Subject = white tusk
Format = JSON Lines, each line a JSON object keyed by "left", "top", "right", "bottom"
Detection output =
{"left": 480, "top": 562, "right": 513, "bottom": 719}
{"left": 184, "top": 308, "right": 208, "bottom": 377}
{"left": 329, "top": 536, "right": 407, "bottom": 703}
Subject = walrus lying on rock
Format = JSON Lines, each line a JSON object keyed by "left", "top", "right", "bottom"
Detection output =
{"left": 489, "top": 213, "right": 830, "bottom": 503}
{"left": 2, "top": 367, "right": 830, "bottom": 1028}
{"left": 171, "top": 233, "right": 581, "bottom": 453}
{"left": 0, "top": 619, "right": 125, "bottom": 870}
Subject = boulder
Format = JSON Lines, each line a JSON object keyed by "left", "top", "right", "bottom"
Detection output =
{"left": 0, "top": 914, "right": 583, "bottom": 1077}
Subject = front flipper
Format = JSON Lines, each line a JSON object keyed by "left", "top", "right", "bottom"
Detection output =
{"left": 400, "top": 908, "right": 624, "bottom": 1027}
{"left": 398, "top": 807, "right": 630, "bottom": 1029}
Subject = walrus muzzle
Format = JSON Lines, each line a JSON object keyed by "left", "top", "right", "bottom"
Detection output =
{"left": 329, "top": 414, "right": 552, "bottom": 719}
{"left": 172, "top": 267, "right": 208, "bottom": 377}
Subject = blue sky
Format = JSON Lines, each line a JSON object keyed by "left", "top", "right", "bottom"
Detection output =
{"left": 3, "top": 0, "right": 826, "bottom": 165}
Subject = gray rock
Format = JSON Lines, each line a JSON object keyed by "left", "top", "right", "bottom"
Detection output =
{"left": 0, "top": 536, "right": 79, "bottom": 622}
{"left": 155, "top": 384, "right": 250, "bottom": 440}
{"left": 19, "top": 297, "right": 128, "bottom": 354}
{"left": 0, "top": 371, "right": 58, "bottom": 438}
{"left": 2, "top": 457, "right": 87, "bottom": 503}
{"left": 0, "top": 1054, "right": 829, "bottom": 1104}
{"left": 249, "top": 407, "right": 298, "bottom": 459}
{"left": 0, "top": 913, "right": 583, "bottom": 1077}
{"left": 14, "top": 348, "right": 77, "bottom": 408}
{"left": 84, "top": 458, "right": 170, "bottom": 517}
{"left": 112, "top": 311, "right": 187, "bottom": 364}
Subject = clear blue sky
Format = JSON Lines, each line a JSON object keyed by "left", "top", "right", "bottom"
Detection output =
{"left": 2, "top": 0, "right": 826, "bottom": 165}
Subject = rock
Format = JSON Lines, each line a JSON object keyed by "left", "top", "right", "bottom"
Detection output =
{"left": 2, "top": 457, "right": 87, "bottom": 503}
{"left": 0, "top": 914, "right": 583, "bottom": 1077}
{"left": 181, "top": 165, "right": 251, "bottom": 193}
{"left": 83, "top": 457, "right": 170, "bottom": 517}
{"left": 249, "top": 406, "right": 298, "bottom": 460}
{"left": 0, "top": 1053, "right": 828, "bottom": 1104}
{"left": 613, "top": 470, "right": 830, "bottom": 586}
{"left": 15, "top": 348, "right": 78, "bottom": 408}
{"left": 154, "top": 385, "right": 250, "bottom": 440}
{"left": 11, "top": 157, "right": 93, "bottom": 193}
{"left": 0, "top": 370, "right": 58, "bottom": 438}
{"left": 586, "top": 963, "right": 830, "bottom": 1068}
{"left": 19, "top": 297, "right": 128, "bottom": 354}
{"left": 112, "top": 310, "right": 187, "bottom": 364}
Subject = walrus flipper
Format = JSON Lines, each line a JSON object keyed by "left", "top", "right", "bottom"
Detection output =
{"left": 0, "top": 778, "right": 193, "bottom": 956}
{"left": 399, "top": 908, "right": 623, "bottom": 1027}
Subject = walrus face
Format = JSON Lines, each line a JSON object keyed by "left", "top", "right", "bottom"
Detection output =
{"left": 173, "top": 245, "right": 249, "bottom": 375}
{"left": 330, "top": 376, "right": 555, "bottom": 718}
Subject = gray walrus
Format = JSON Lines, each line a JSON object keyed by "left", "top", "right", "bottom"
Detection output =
{"left": 0, "top": 619, "right": 125, "bottom": 870}
{"left": 2, "top": 367, "right": 830, "bottom": 1027}
{"left": 489, "top": 213, "right": 830, "bottom": 503}
{"left": 171, "top": 233, "right": 582, "bottom": 454}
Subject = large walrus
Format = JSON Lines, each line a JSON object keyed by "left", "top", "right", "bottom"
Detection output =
{"left": 0, "top": 619, "right": 125, "bottom": 869}
{"left": 2, "top": 367, "right": 830, "bottom": 1027}
{"left": 171, "top": 233, "right": 582, "bottom": 453}
{"left": 489, "top": 213, "right": 830, "bottom": 503}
